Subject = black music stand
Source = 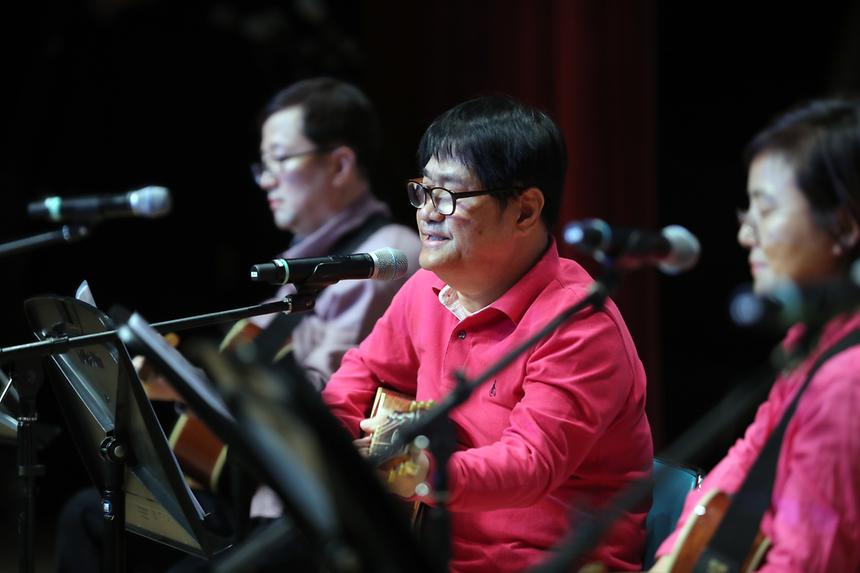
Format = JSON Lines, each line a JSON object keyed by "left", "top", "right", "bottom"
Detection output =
{"left": 118, "top": 312, "right": 439, "bottom": 573}
{"left": 23, "top": 295, "right": 231, "bottom": 572}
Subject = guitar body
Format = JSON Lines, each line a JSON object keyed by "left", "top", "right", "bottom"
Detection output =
{"left": 160, "top": 317, "right": 296, "bottom": 490}
{"left": 169, "top": 411, "right": 229, "bottom": 492}
{"left": 141, "top": 332, "right": 230, "bottom": 491}
{"left": 667, "top": 489, "right": 771, "bottom": 573}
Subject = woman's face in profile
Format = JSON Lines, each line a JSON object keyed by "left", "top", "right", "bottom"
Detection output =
{"left": 738, "top": 151, "right": 841, "bottom": 294}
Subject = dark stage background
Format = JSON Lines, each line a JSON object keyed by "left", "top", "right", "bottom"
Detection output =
{"left": 1, "top": 1, "right": 859, "bottom": 569}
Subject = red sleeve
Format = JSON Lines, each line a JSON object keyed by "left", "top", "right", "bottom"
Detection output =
{"left": 321, "top": 275, "right": 422, "bottom": 438}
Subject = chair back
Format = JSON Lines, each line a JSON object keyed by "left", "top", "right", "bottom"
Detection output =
{"left": 643, "top": 457, "right": 702, "bottom": 569}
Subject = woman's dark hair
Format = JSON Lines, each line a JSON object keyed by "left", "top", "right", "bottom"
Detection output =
{"left": 745, "top": 98, "right": 860, "bottom": 251}
{"left": 417, "top": 95, "right": 568, "bottom": 229}
{"left": 262, "top": 77, "right": 380, "bottom": 179}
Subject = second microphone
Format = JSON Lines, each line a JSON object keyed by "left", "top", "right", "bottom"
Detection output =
{"left": 563, "top": 218, "right": 701, "bottom": 274}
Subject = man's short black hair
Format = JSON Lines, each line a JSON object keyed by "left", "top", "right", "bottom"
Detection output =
{"left": 262, "top": 77, "right": 380, "bottom": 180}
{"left": 417, "top": 95, "right": 567, "bottom": 229}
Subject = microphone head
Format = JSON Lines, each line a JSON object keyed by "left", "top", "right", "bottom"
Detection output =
{"left": 729, "top": 288, "right": 760, "bottom": 327}
{"left": 128, "top": 186, "right": 172, "bottom": 218}
{"left": 658, "top": 225, "right": 701, "bottom": 275}
{"left": 730, "top": 280, "right": 809, "bottom": 329}
{"left": 368, "top": 248, "right": 409, "bottom": 281}
{"left": 729, "top": 287, "right": 777, "bottom": 327}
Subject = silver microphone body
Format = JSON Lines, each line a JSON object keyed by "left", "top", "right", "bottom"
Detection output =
{"left": 27, "top": 186, "right": 172, "bottom": 222}
{"left": 563, "top": 218, "right": 700, "bottom": 274}
{"left": 250, "top": 247, "right": 409, "bottom": 286}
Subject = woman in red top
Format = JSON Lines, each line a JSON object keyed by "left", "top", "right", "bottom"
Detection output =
{"left": 653, "top": 99, "right": 860, "bottom": 572}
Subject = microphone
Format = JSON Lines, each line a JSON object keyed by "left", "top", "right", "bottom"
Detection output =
{"left": 730, "top": 264, "right": 860, "bottom": 329}
{"left": 27, "top": 186, "right": 172, "bottom": 222}
{"left": 250, "top": 247, "right": 409, "bottom": 286}
{"left": 563, "top": 218, "right": 700, "bottom": 274}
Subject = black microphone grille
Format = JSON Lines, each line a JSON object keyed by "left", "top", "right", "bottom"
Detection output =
{"left": 368, "top": 248, "right": 408, "bottom": 281}
{"left": 562, "top": 219, "right": 610, "bottom": 253}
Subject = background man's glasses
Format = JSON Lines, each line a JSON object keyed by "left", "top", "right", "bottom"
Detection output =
{"left": 407, "top": 180, "right": 523, "bottom": 216}
{"left": 251, "top": 148, "right": 332, "bottom": 185}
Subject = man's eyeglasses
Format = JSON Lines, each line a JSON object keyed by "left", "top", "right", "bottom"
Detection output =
{"left": 251, "top": 148, "right": 332, "bottom": 186}
{"left": 407, "top": 180, "right": 524, "bottom": 216}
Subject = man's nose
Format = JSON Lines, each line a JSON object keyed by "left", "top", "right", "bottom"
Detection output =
{"left": 417, "top": 197, "right": 445, "bottom": 220}
{"left": 737, "top": 219, "right": 757, "bottom": 247}
{"left": 258, "top": 169, "right": 278, "bottom": 190}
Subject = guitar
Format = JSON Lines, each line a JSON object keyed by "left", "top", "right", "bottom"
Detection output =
{"left": 663, "top": 489, "right": 771, "bottom": 573}
{"left": 166, "top": 410, "right": 229, "bottom": 491}
{"left": 366, "top": 387, "right": 434, "bottom": 522}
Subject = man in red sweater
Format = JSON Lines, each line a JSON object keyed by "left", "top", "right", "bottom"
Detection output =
{"left": 322, "top": 95, "right": 653, "bottom": 572}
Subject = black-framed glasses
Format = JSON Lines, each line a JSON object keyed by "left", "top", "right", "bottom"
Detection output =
{"left": 407, "top": 179, "right": 524, "bottom": 216}
{"left": 251, "top": 148, "right": 332, "bottom": 185}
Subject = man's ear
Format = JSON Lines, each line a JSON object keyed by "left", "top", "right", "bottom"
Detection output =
{"left": 833, "top": 207, "right": 860, "bottom": 253}
{"left": 330, "top": 146, "right": 357, "bottom": 186}
{"left": 515, "top": 187, "right": 545, "bottom": 231}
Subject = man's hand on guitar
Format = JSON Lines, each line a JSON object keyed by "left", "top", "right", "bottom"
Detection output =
{"left": 353, "top": 433, "right": 373, "bottom": 458}
{"left": 385, "top": 446, "right": 429, "bottom": 498}
{"left": 358, "top": 415, "right": 431, "bottom": 498}
{"left": 358, "top": 414, "right": 386, "bottom": 437}
{"left": 355, "top": 414, "right": 387, "bottom": 457}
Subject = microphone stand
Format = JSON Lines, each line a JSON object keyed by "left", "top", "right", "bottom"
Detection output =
{"left": 379, "top": 270, "right": 617, "bottom": 571}
{"left": 0, "top": 293, "right": 317, "bottom": 573}
{"left": 0, "top": 225, "right": 89, "bottom": 259}
{"left": 0, "top": 294, "right": 317, "bottom": 361}
{"left": 0, "top": 223, "right": 88, "bottom": 572}
{"left": 13, "top": 358, "right": 44, "bottom": 573}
